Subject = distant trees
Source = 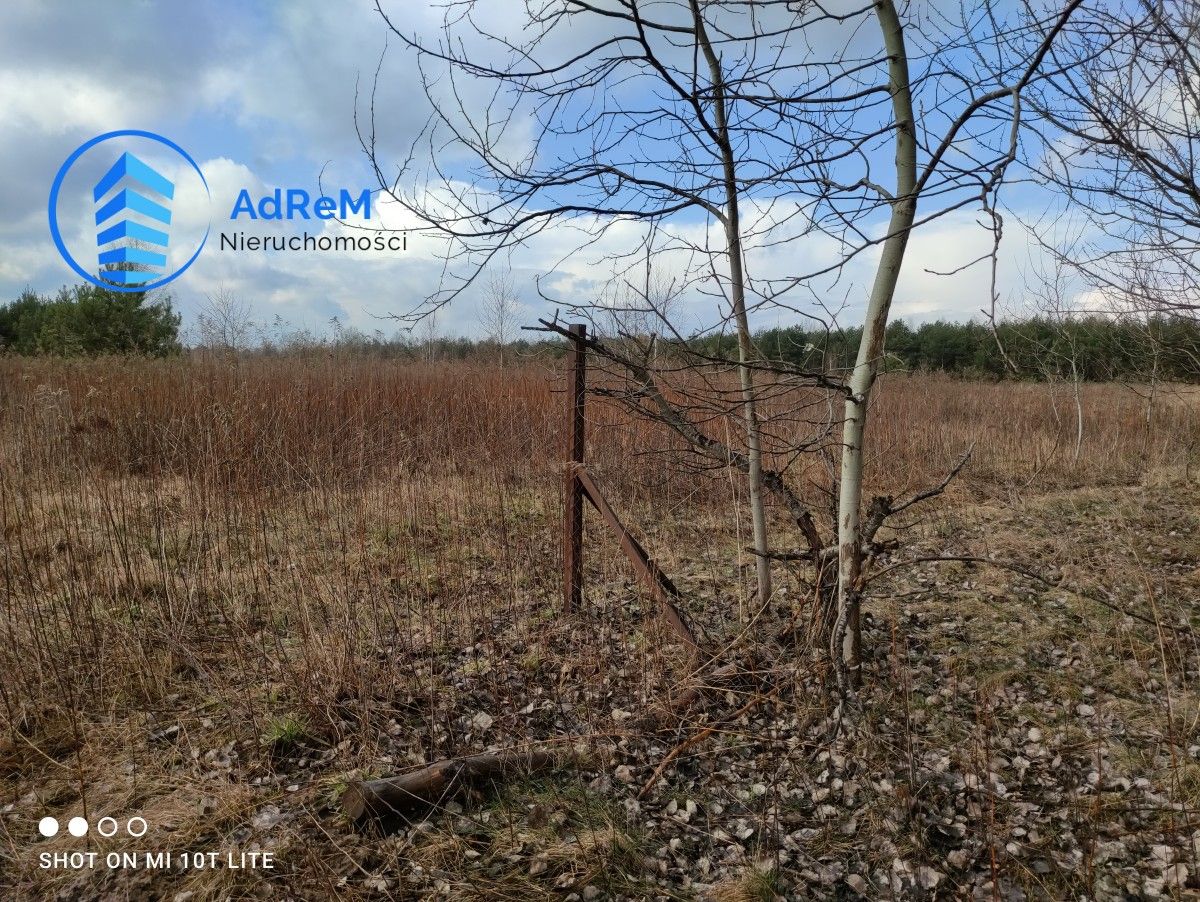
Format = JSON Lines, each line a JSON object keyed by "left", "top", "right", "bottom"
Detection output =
{"left": 4, "top": 282, "right": 1193, "bottom": 380}
{"left": 0, "top": 285, "right": 181, "bottom": 357}
{"left": 479, "top": 272, "right": 522, "bottom": 366}
{"left": 742, "top": 318, "right": 1200, "bottom": 383}
{"left": 195, "top": 287, "right": 255, "bottom": 352}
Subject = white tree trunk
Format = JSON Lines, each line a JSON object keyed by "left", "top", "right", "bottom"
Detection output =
{"left": 695, "top": 4, "right": 772, "bottom": 607}
{"left": 835, "top": 0, "right": 917, "bottom": 686}
{"left": 1071, "top": 358, "right": 1083, "bottom": 469}
{"left": 728, "top": 222, "right": 773, "bottom": 608}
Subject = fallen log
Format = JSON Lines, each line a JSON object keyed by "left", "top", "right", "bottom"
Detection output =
{"left": 342, "top": 748, "right": 559, "bottom": 827}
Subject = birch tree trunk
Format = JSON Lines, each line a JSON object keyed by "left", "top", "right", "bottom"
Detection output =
{"left": 1070, "top": 357, "right": 1083, "bottom": 469}
{"left": 728, "top": 220, "right": 773, "bottom": 609}
{"left": 694, "top": 4, "right": 772, "bottom": 608}
{"left": 835, "top": 0, "right": 917, "bottom": 687}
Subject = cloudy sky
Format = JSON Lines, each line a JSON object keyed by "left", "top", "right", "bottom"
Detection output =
{"left": 1, "top": 0, "right": 1069, "bottom": 341}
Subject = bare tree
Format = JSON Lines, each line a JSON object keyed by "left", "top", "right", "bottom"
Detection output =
{"left": 1019, "top": 0, "right": 1200, "bottom": 459}
{"left": 1025, "top": 261, "right": 1090, "bottom": 469}
{"left": 418, "top": 308, "right": 441, "bottom": 363}
{"left": 196, "top": 287, "right": 255, "bottom": 352}
{"left": 1106, "top": 261, "right": 1200, "bottom": 442}
{"left": 480, "top": 271, "right": 522, "bottom": 365}
{"left": 1024, "top": 0, "right": 1200, "bottom": 316}
{"left": 363, "top": 0, "right": 1085, "bottom": 690}
{"left": 600, "top": 242, "right": 685, "bottom": 369}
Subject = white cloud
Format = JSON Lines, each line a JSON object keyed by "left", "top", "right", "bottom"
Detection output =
{"left": 0, "top": 71, "right": 130, "bottom": 135}
{"left": 0, "top": 0, "right": 1072, "bottom": 341}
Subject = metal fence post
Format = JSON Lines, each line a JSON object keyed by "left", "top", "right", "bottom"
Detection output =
{"left": 564, "top": 323, "right": 586, "bottom": 612}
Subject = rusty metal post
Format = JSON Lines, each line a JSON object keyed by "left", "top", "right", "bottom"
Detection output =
{"left": 575, "top": 467, "right": 702, "bottom": 654}
{"left": 563, "top": 323, "right": 586, "bottom": 612}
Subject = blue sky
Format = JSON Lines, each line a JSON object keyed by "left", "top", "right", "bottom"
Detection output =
{"left": 0, "top": 0, "right": 1083, "bottom": 341}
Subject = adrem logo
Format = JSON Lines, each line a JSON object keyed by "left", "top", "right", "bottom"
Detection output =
{"left": 93, "top": 152, "right": 175, "bottom": 285}
{"left": 49, "top": 130, "right": 209, "bottom": 292}
{"left": 229, "top": 187, "right": 370, "bottom": 220}
{"left": 221, "top": 186, "right": 406, "bottom": 252}
{"left": 51, "top": 131, "right": 405, "bottom": 283}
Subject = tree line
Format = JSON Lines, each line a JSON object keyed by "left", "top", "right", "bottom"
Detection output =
{"left": 3, "top": 285, "right": 1199, "bottom": 384}
{"left": 722, "top": 316, "right": 1200, "bottom": 382}
{"left": 326, "top": 316, "right": 1200, "bottom": 383}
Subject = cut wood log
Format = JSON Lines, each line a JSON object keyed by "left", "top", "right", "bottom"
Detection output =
{"left": 342, "top": 749, "right": 559, "bottom": 827}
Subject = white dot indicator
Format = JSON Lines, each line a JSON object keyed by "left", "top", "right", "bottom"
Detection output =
{"left": 67, "top": 817, "right": 88, "bottom": 837}
{"left": 38, "top": 817, "right": 59, "bottom": 837}
{"left": 126, "top": 817, "right": 148, "bottom": 837}
{"left": 96, "top": 817, "right": 118, "bottom": 838}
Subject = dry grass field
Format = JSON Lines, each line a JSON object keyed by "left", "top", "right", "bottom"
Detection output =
{"left": 1, "top": 355, "right": 1198, "bottom": 900}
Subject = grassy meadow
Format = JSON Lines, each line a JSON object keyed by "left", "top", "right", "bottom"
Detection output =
{"left": 1, "top": 355, "right": 1198, "bottom": 900}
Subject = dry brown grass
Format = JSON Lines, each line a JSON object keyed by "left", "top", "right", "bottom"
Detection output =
{"left": 0, "top": 354, "right": 1197, "bottom": 899}
{"left": 2, "top": 355, "right": 1194, "bottom": 493}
